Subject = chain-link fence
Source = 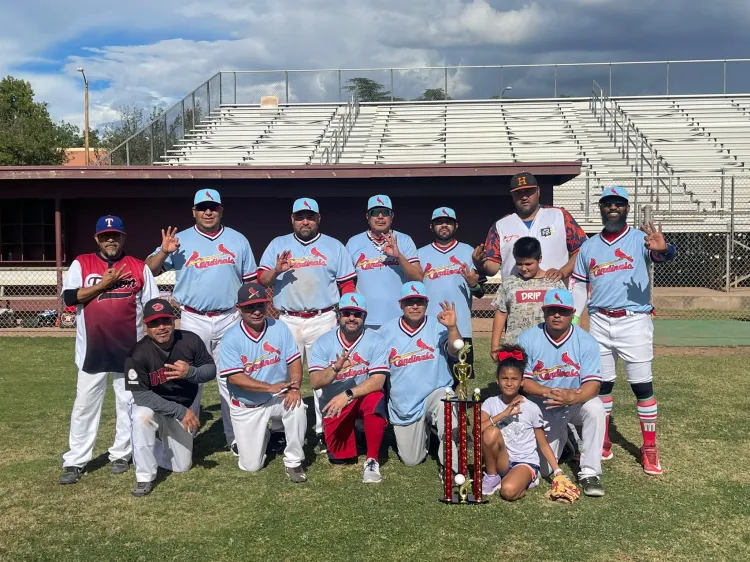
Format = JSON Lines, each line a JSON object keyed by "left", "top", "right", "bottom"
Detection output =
{"left": 3, "top": 174, "right": 750, "bottom": 334}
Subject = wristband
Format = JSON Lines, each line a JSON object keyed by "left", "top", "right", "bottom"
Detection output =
{"left": 553, "top": 468, "right": 564, "bottom": 476}
{"left": 572, "top": 316, "right": 580, "bottom": 325}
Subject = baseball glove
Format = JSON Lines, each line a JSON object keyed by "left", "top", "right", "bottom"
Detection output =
{"left": 545, "top": 473, "right": 581, "bottom": 504}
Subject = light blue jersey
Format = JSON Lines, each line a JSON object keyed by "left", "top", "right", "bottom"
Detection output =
{"left": 259, "top": 233, "right": 356, "bottom": 312}
{"left": 518, "top": 324, "right": 602, "bottom": 396}
{"left": 154, "top": 226, "right": 257, "bottom": 312}
{"left": 218, "top": 318, "right": 301, "bottom": 406}
{"left": 378, "top": 316, "right": 453, "bottom": 425}
{"left": 418, "top": 240, "right": 476, "bottom": 337}
{"left": 309, "top": 328, "right": 390, "bottom": 410}
{"left": 572, "top": 226, "right": 659, "bottom": 314}
{"left": 346, "top": 230, "right": 420, "bottom": 327}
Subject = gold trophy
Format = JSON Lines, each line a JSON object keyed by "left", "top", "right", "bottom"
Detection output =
{"left": 441, "top": 342, "right": 487, "bottom": 504}
{"left": 452, "top": 342, "right": 473, "bottom": 400}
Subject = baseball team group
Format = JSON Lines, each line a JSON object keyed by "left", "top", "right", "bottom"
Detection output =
{"left": 58, "top": 171, "right": 676, "bottom": 501}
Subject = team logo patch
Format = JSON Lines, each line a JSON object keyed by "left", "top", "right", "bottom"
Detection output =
{"left": 303, "top": 200, "right": 312, "bottom": 209}
{"left": 152, "top": 303, "right": 164, "bottom": 311}
{"left": 333, "top": 350, "right": 370, "bottom": 380}
{"left": 240, "top": 343, "right": 282, "bottom": 375}
{"left": 127, "top": 369, "right": 138, "bottom": 381}
{"left": 503, "top": 234, "right": 520, "bottom": 243}
{"left": 540, "top": 226, "right": 554, "bottom": 237}
{"left": 531, "top": 359, "right": 579, "bottom": 382}
{"left": 289, "top": 247, "right": 327, "bottom": 269}
{"left": 205, "top": 191, "right": 214, "bottom": 201}
{"left": 376, "top": 196, "right": 386, "bottom": 206}
{"left": 350, "top": 295, "right": 360, "bottom": 307}
{"left": 441, "top": 208, "right": 448, "bottom": 216}
{"left": 423, "top": 256, "right": 463, "bottom": 280}
{"left": 355, "top": 253, "right": 399, "bottom": 270}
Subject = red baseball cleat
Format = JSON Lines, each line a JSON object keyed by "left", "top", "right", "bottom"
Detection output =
{"left": 602, "top": 443, "right": 614, "bottom": 461}
{"left": 640, "top": 446, "right": 663, "bottom": 476}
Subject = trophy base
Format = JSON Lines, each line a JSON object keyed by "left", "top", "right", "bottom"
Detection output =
{"left": 440, "top": 494, "right": 489, "bottom": 505}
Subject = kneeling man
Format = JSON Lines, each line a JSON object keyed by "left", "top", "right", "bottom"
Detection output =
{"left": 310, "top": 293, "right": 390, "bottom": 483}
{"left": 218, "top": 283, "right": 307, "bottom": 482}
{"left": 125, "top": 298, "right": 216, "bottom": 497}
{"left": 518, "top": 288, "right": 606, "bottom": 497}
{"left": 378, "top": 282, "right": 461, "bottom": 477}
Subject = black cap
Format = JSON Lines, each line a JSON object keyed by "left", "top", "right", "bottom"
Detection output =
{"left": 510, "top": 171, "right": 538, "bottom": 192}
{"left": 237, "top": 282, "right": 270, "bottom": 307}
{"left": 143, "top": 298, "right": 176, "bottom": 323}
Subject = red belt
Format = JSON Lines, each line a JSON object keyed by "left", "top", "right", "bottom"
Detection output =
{"left": 231, "top": 398, "right": 263, "bottom": 409}
{"left": 183, "top": 306, "right": 234, "bottom": 317}
{"left": 282, "top": 305, "right": 335, "bottom": 319}
{"left": 597, "top": 308, "right": 627, "bottom": 318}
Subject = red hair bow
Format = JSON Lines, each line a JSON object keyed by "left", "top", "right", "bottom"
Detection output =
{"left": 497, "top": 350, "right": 523, "bottom": 361}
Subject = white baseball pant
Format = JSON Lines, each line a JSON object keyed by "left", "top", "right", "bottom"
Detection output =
{"left": 130, "top": 403, "right": 193, "bottom": 483}
{"left": 278, "top": 310, "right": 337, "bottom": 434}
{"left": 62, "top": 370, "right": 132, "bottom": 468}
{"left": 230, "top": 397, "right": 306, "bottom": 472}
{"left": 180, "top": 308, "right": 240, "bottom": 445}
{"left": 538, "top": 397, "right": 606, "bottom": 479}
{"left": 392, "top": 388, "right": 459, "bottom": 472}
{"left": 589, "top": 311, "right": 654, "bottom": 384}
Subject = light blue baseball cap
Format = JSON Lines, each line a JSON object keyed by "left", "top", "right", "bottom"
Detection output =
{"left": 399, "top": 281, "right": 429, "bottom": 302}
{"left": 599, "top": 186, "right": 629, "bottom": 202}
{"left": 292, "top": 198, "right": 319, "bottom": 214}
{"left": 339, "top": 292, "right": 367, "bottom": 312}
{"left": 541, "top": 288, "right": 575, "bottom": 310}
{"left": 367, "top": 194, "right": 392, "bottom": 211}
{"left": 194, "top": 189, "right": 222, "bottom": 205}
{"left": 431, "top": 207, "right": 457, "bottom": 221}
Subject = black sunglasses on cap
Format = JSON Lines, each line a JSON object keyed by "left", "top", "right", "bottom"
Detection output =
{"left": 368, "top": 208, "right": 392, "bottom": 218}
{"left": 340, "top": 309, "right": 365, "bottom": 318}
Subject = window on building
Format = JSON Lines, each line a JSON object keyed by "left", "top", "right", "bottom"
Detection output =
{"left": 0, "top": 200, "right": 61, "bottom": 262}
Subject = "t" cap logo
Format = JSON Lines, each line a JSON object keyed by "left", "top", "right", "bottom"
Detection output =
{"left": 105, "top": 217, "right": 114, "bottom": 227}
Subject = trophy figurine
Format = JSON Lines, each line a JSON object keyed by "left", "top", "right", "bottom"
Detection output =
{"left": 440, "top": 342, "right": 487, "bottom": 504}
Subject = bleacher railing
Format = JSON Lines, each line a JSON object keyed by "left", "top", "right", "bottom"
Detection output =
{"left": 96, "top": 58, "right": 750, "bottom": 166}
{"left": 318, "top": 96, "right": 360, "bottom": 164}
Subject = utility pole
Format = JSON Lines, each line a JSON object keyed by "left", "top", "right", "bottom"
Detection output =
{"left": 77, "top": 68, "right": 90, "bottom": 165}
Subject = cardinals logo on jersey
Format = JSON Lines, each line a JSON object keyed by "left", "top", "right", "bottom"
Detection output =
{"left": 424, "top": 255, "right": 464, "bottom": 281}
{"left": 288, "top": 247, "right": 327, "bottom": 269}
{"left": 530, "top": 357, "right": 580, "bottom": 382}
{"left": 333, "top": 348, "right": 370, "bottom": 381}
{"left": 355, "top": 252, "right": 399, "bottom": 270}
{"left": 240, "top": 343, "right": 282, "bottom": 375}
{"left": 589, "top": 247, "right": 635, "bottom": 277}
{"left": 389, "top": 338, "right": 437, "bottom": 367}
{"left": 185, "top": 244, "right": 237, "bottom": 270}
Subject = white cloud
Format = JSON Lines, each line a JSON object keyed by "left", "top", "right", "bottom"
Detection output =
{"left": 0, "top": 0, "right": 748, "bottom": 132}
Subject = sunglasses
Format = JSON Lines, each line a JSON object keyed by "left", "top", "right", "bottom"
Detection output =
{"left": 240, "top": 303, "right": 267, "bottom": 313}
{"left": 401, "top": 298, "right": 427, "bottom": 307}
{"left": 340, "top": 309, "right": 365, "bottom": 318}
{"left": 368, "top": 208, "right": 392, "bottom": 218}
{"left": 600, "top": 199, "right": 628, "bottom": 208}
{"left": 195, "top": 203, "right": 222, "bottom": 212}
{"left": 293, "top": 212, "right": 318, "bottom": 221}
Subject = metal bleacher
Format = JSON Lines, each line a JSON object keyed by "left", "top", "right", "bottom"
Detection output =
{"left": 154, "top": 92, "right": 750, "bottom": 231}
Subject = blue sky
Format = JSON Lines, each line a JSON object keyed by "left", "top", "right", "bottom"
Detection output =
{"left": 3, "top": 0, "right": 749, "bottom": 129}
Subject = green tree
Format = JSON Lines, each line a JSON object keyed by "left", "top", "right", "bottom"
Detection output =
{"left": 343, "top": 77, "right": 404, "bottom": 102}
{"left": 99, "top": 105, "right": 165, "bottom": 165}
{"left": 55, "top": 122, "right": 101, "bottom": 148}
{"left": 0, "top": 76, "right": 69, "bottom": 165}
{"left": 414, "top": 88, "right": 451, "bottom": 101}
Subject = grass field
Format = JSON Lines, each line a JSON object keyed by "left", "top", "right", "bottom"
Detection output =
{"left": 1, "top": 338, "right": 749, "bottom": 562}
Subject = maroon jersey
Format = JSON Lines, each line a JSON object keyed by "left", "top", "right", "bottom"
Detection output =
{"left": 62, "top": 253, "right": 158, "bottom": 373}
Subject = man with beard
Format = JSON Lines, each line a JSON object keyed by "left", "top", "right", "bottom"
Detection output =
{"left": 346, "top": 195, "right": 422, "bottom": 330}
{"left": 125, "top": 298, "right": 216, "bottom": 497}
{"left": 473, "top": 172, "right": 587, "bottom": 283}
{"left": 218, "top": 283, "right": 307, "bottom": 482}
{"left": 571, "top": 186, "right": 676, "bottom": 476}
{"left": 309, "top": 293, "right": 390, "bottom": 483}
{"left": 59, "top": 216, "right": 159, "bottom": 485}
{"left": 258, "top": 198, "right": 356, "bottom": 452}
{"left": 518, "top": 288, "right": 606, "bottom": 497}
{"left": 146, "top": 189, "right": 257, "bottom": 454}
{"left": 418, "top": 207, "right": 484, "bottom": 374}
{"left": 377, "top": 282, "right": 461, "bottom": 478}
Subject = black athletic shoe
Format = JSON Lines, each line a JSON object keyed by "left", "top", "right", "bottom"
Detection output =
{"left": 315, "top": 432, "right": 327, "bottom": 454}
{"left": 230, "top": 442, "right": 239, "bottom": 457}
{"left": 111, "top": 459, "right": 129, "bottom": 475}
{"left": 59, "top": 466, "right": 84, "bottom": 485}
{"left": 580, "top": 476, "right": 605, "bottom": 497}
{"left": 268, "top": 432, "right": 287, "bottom": 453}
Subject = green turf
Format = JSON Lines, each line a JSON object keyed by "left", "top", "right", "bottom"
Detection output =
{"left": 1, "top": 338, "right": 749, "bottom": 561}
{"left": 654, "top": 319, "right": 750, "bottom": 347}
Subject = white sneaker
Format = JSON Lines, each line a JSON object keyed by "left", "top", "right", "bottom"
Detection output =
{"left": 362, "top": 458, "right": 382, "bottom": 483}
